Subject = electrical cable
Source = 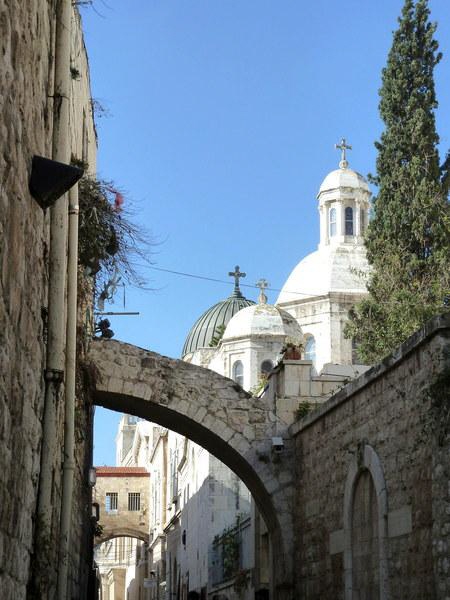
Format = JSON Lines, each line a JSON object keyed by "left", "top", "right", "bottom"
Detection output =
{"left": 147, "top": 265, "right": 338, "bottom": 299}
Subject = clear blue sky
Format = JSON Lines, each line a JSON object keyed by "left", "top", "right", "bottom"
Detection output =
{"left": 82, "top": 0, "right": 450, "bottom": 465}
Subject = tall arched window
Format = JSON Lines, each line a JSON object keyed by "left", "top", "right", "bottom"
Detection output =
{"left": 304, "top": 336, "right": 316, "bottom": 363}
{"left": 232, "top": 360, "right": 244, "bottom": 387}
{"left": 329, "top": 207, "right": 337, "bottom": 237}
{"left": 360, "top": 208, "right": 365, "bottom": 234}
{"left": 345, "top": 206, "right": 354, "bottom": 235}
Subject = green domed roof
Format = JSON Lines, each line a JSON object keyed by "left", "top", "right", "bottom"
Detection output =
{"left": 182, "top": 266, "right": 255, "bottom": 358}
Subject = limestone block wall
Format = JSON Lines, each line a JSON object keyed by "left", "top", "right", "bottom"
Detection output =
{"left": 0, "top": 4, "right": 96, "bottom": 599}
{"left": 291, "top": 315, "right": 450, "bottom": 600}
{"left": 0, "top": 4, "right": 54, "bottom": 599}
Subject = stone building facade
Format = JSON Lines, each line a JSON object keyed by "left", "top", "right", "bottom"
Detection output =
{"left": 93, "top": 467, "right": 150, "bottom": 544}
{"left": 94, "top": 467, "right": 150, "bottom": 599}
{"left": 0, "top": 3, "right": 97, "bottom": 600}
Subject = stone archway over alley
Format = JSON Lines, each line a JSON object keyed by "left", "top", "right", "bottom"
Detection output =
{"left": 89, "top": 338, "right": 296, "bottom": 600}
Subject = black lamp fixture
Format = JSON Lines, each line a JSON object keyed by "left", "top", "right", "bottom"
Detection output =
{"left": 29, "top": 155, "right": 84, "bottom": 210}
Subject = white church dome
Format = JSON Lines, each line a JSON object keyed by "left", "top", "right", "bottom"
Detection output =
{"left": 277, "top": 151, "right": 371, "bottom": 305}
{"left": 222, "top": 302, "right": 303, "bottom": 342}
{"left": 276, "top": 244, "right": 368, "bottom": 304}
{"left": 318, "top": 167, "right": 370, "bottom": 195}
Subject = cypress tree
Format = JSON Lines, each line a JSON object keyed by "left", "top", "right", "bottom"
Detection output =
{"left": 346, "top": 0, "right": 450, "bottom": 363}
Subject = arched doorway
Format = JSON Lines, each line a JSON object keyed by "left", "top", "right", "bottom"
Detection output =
{"left": 343, "top": 442, "right": 389, "bottom": 600}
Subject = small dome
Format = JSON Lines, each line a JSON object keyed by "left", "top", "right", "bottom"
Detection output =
{"left": 222, "top": 303, "right": 303, "bottom": 343}
{"left": 276, "top": 244, "right": 369, "bottom": 304}
{"left": 182, "top": 292, "right": 254, "bottom": 358}
{"left": 318, "top": 167, "right": 370, "bottom": 195}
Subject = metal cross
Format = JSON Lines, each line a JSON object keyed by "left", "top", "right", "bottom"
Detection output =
{"left": 255, "top": 278, "right": 269, "bottom": 304}
{"left": 335, "top": 137, "right": 352, "bottom": 168}
{"left": 228, "top": 265, "right": 246, "bottom": 294}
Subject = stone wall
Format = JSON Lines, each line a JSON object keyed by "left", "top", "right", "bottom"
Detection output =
{"left": 0, "top": 4, "right": 96, "bottom": 599}
{"left": 0, "top": 3, "right": 54, "bottom": 598}
{"left": 291, "top": 314, "right": 450, "bottom": 599}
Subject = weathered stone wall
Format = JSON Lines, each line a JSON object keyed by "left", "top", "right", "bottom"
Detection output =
{"left": 0, "top": 3, "right": 54, "bottom": 598}
{"left": 291, "top": 314, "right": 450, "bottom": 599}
{"left": 0, "top": 4, "right": 96, "bottom": 599}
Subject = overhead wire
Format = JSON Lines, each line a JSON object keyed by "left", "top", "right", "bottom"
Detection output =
{"left": 147, "top": 265, "right": 334, "bottom": 299}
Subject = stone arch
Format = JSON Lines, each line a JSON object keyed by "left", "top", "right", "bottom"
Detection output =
{"left": 89, "top": 339, "right": 295, "bottom": 600}
{"left": 96, "top": 528, "right": 149, "bottom": 547}
{"left": 343, "top": 441, "right": 389, "bottom": 600}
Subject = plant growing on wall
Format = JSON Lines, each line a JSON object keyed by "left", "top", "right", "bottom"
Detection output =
{"left": 77, "top": 173, "right": 154, "bottom": 305}
{"left": 233, "top": 568, "right": 251, "bottom": 598}
{"left": 221, "top": 526, "right": 240, "bottom": 579}
{"left": 295, "top": 400, "right": 312, "bottom": 420}
{"left": 212, "top": 516, "right": 244, "bottom": 582}
{"left": 250, "top": 374, "right": 268, "bottom": 397}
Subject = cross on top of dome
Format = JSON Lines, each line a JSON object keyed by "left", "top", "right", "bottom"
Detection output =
{"left": 335, "top": 137, "right": 352, "bottom": 169}
{"left": 228, "top": 265, "right": 246, "bottom": 297}
{"left": 255, "top": 278, "right": 269, "bottom": 304}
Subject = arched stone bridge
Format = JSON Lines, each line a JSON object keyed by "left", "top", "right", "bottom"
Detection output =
{"left": 89, "top": 338, "right": 296, "bottom": 600}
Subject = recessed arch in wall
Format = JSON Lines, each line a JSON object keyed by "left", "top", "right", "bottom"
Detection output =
{"left": 343, "top": 442, "right": 389, "bottom": 600}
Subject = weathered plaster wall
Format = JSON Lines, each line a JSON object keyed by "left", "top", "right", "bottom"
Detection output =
{"left": 292, "top": 314, "right": 450, "bottom": 599}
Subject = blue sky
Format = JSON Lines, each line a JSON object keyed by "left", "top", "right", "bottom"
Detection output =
{"left": 82, "top": 0, "right": 450, "bottom": 465}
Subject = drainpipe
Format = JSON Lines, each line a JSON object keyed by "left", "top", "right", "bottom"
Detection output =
{"left": 57, "top": 181, "right": 79, "bottom": 600}
{"left": 35, "top": 0, "right": 72, "bottom": 597}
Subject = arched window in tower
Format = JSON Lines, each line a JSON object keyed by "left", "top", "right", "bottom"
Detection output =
{"left": 345, "top": 206, "right": 354, "bottom": 235}
{"left": 329, "top": 207, "right": 337, "bottom": 237}
{"left": 232, "top": 360, "right": 244, "bottom": 387}
{"left": 304, "top": 336, "right": 316, "bottom": 363}
{"left": 360, "top": 208, "right": 365, "bottom": 234}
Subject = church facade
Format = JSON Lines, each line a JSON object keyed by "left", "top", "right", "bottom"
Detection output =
{"left": 185, "top": 143, "right": 372, "bottom": 385}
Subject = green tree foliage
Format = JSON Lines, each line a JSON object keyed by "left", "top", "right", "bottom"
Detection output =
{"left": 346, "top": 0, "right": 450, "bottom": 363}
